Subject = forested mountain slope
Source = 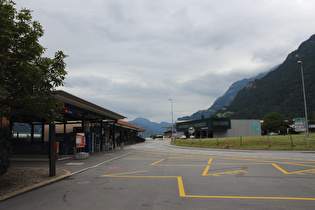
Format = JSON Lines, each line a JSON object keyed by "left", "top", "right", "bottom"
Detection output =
{"left": 217, "top": 34, "right": 315, "bottom": 120}
{"left": 178, "top": 69, "right": 274, "bottom": 121}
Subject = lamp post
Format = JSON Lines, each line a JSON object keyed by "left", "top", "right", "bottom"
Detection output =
{"left": 297, "top": 61, "right": 310, "bottom": 146}
{"left": 168, "top": 99, "right": 174, "bottom": 141}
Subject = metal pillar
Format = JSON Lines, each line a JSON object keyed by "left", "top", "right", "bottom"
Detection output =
{"left": 49, "top": 123, "right": 56, "bottom": 177}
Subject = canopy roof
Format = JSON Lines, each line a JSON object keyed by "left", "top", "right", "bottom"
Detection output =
{"left": 52, "top": 90, "right": 126, "bottom": 122}
{"left": 116, "top": 120, "right": 146, "bottom": 132}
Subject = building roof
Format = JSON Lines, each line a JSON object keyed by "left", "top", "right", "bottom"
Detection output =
{"left": 116, "top": 120, "right": 146, "bottom": 132}
{"left": 52, "top": 90, "right": 126, "bottom": 121}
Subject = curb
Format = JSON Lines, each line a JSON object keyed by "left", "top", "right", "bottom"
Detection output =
{"left": 0, "top": 169, "right": 71, "bottom": 202}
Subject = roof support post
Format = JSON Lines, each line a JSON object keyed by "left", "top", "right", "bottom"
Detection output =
{"left": 31, "top": 123, "right": 34, "bottom": 150}
{"left": 41, "top": 122, "right": 45, "bottom": 150}
{"left": 112, "top": 122, "right": 116, "bottom": 149}
{"left": 49, "top": 123, "right": 56, "bottom": 177}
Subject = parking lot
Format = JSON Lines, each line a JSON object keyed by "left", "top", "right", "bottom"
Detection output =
{"left": 2, "top": 141, "right": 315, "bottom": 209}
{"left": 104, "top": 149, "right": 315, "bottom": 201}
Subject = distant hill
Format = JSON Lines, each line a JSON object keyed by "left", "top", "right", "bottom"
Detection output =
{"left": 177, "top": 69, "right": 274, "bottom": 121}
{"left": 217, "top": 34, "right": 315, "bottom": 120}
{"left": 128, "top": 117, "right": 171, "bottom": 137}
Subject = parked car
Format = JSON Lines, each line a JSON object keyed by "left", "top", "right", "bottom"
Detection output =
{"left": 269, "top": 132, "right": 278, "bottom": 136}
{"left": 154, "top": 135, "right": 163, "bottom": 140}
{"left": 181, "top": 135, "right": 187, "bottom": 139}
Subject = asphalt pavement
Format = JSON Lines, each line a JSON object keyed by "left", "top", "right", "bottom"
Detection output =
{"left": 3, "top": 145, "right": 138, "bottom": 201}
{"left": 3, "top": 139, "right": 315, "bottom": 209}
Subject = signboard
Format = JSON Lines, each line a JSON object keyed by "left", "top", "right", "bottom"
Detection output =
{"left": 62, "top": 108, "right": 75, "bottom": 115}
{"left": 252, "top": 122, "right": 260, "bottom": 132}
{"left": 76, "top": 133, "right": 85, "bottom": 148}
{"left": 294, "top": 118, "right": 307, "bottom": 132}
{"left": 295, "top": 122, "right": 306, "bottom": 132}
{"left": 188, "top": 127, "right": 195, "bottom": 134}
{"left": 294, "top": 118, "right": 305, "bottom": 122}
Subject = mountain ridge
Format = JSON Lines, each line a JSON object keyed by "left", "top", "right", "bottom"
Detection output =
{"left": 178, "top": 68, "right": 275, "bottom": 121}
{"left": 217, "top": 34, "right": 315, "bottom": 119}
{"left": 128, "top": 117, "right": 171, "bottom": 137}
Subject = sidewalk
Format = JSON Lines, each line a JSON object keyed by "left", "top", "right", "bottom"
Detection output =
{"left": 11, "top": 146, "right": 137, "bottom": 173}
{"left": 1, "top": 145, "right": 137, "bottom": 201}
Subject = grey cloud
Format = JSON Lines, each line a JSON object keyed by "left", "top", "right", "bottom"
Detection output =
{"left": 14, "top": 0, "right": 315, "bottom": 122}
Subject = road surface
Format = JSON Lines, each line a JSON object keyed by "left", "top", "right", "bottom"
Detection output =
{"left": 1, "top": 139, "right": 315, "bottom": 209}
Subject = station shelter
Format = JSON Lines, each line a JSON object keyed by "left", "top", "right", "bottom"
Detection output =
{"left": 11, "top": 90, "right": 145, "bottom": 155}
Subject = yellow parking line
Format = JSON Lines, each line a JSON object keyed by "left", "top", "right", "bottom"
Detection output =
{"left": 207, "top": 158, "right": 213, "bottom": 165}
{"left": 151, "top": 159, "right": 165, "bottom": 165}
{"left": 202, "top": 165, "right": 211, "bottom": 176}
{"left": 177, "top": 177, "right": 186, "bottom": 197}
{"left": 273, "top": 164, "right": 315, "bottom": 175}
{"left": 206, "top": 169, "right": 247, "bottom": 177}
{"left": 102, "top": 173, "right": 315, "bottom": 200}
{"left": 289, "top": 168, "right": 315, "bottom": 174}
{"left": 272, "top": 164, "right": 289, "bottom": 174}
{"left": 183, "top": 195, "right": 315, "bottom": 200}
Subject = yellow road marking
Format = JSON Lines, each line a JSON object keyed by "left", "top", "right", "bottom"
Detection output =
{"left": 115, "top": 150, "right": 315, "bottom": 200}
{"left": 151, "top": 159, "right": 165, "bottom": 165}
{"left": 136, "top": 150, "right": 315, "bottom": 163}
{"left": 183, "top": 195, "right": 315, "bottom": 200}
{"left": 202, "top": 165, "right": 211, "bottom": 176}
{"left": 168, "top": 157, "right": 208, "bottom": 160}
{"left": 273, "top": 164, "right": 289, "bottom": 174}
{"left": 102, "top": 172, "right": 315, "bottom": 200}
{"left": 273, "top": 164, "right": 315, "bottom": 175}
{"left": 207, "top": 158, "right": 213, "bottom": 165}
{"left": 206, "top": 169, "right": 247, "bottom": 176}
{"left": 177, "top": 177, "right": 186, "bottom": 197}
{"left": 289, "top": 168, "right": 315, "bottom": 174}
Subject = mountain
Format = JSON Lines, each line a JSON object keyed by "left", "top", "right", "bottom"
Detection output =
{"left": 128, "top": 117, "right": 172, "bottom": 137}
{"left": 178, "top": 70, "right": 273, "bottom": 121}
{"left": 216, "top": 34, "right": 315, "bottom": 120}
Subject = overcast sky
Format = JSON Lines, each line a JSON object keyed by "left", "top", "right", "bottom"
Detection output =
{"left": 14, "top": 0, "right": 315, "bottom": 123}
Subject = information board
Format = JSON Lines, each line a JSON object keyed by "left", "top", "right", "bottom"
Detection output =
{"left": 76, "top": 133, "right": 85, "bottom": 148}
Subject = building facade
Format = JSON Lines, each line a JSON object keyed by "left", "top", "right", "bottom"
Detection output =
{"left": 176, "top": 118, "right": 261, "bottom": 138}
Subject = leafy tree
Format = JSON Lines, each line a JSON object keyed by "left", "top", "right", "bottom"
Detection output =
{"left": 0, "top": 0, "right": 67, "bottom": 123}
{"left": 262, "top": 112, "right": 287, "bottom": 134}
{"left": 0, "top": 0, "right": 67, "bottom": 175}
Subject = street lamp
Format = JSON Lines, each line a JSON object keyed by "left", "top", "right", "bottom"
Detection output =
{"left": 297, "top": 61, "right": 310, "bottom": 146}
{"left": 168, "top": 99, "right": 174, "bottom": 141}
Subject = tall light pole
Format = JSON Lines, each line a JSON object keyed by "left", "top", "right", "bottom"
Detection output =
{"left": 297, "top": 61, "right": 310, "bottom": 146}
{"left": 168, "top": 99, "right": 174, "bottom": 141}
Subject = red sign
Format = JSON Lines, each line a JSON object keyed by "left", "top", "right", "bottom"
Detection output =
{"left": 76, "top": 133, "right": 85, "bottom": 148}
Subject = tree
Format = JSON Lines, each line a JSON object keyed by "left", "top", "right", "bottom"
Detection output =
{"left": 0, "top": 0, "right": 67, "bottom": 175}
{"left": 262, "top": 112, "right": 287, "bottom": 134}
{"left": 0, "top": 0, "right": 67, "bottom": 123}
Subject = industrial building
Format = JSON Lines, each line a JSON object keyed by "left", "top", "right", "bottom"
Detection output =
{"left": 176, "top": 118, "right": 261, "bottom": 138}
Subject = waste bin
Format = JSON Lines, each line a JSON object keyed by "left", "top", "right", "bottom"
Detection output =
{"left": 55, "top": 142, "right": 59, "bottom": 154}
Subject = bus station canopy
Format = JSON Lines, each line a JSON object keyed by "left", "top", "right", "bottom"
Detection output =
{"left": 52, "top": 90, "right": 126, "bottom": 122}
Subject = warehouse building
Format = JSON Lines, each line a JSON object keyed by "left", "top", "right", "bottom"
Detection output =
{"left": 176, "top": 118, "right": 261, "bottom": 138}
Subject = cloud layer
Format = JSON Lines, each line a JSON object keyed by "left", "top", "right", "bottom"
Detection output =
{"left": 15, "top": 0, "right": 315, "bottom": 122}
